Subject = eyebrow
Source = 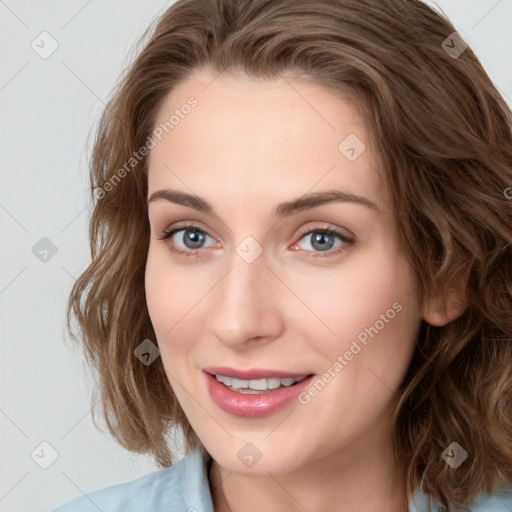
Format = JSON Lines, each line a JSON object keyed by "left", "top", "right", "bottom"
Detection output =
{"left": 148, "top": 188, "right": 380, "bottom": 218}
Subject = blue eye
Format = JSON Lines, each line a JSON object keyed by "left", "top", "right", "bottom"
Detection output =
{"left": 157, "top": 224, "right": 354, "bottom": 258}
{"left": 158, "top": 227, "right": 215, "bottom": 256}
{"left": 294, "top": 228, "right": 353, "bottom": 256}
{"left": 298, "top": 230, "right": 342, "bottom": 252}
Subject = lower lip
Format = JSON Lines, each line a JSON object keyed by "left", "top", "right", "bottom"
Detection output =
{"left": 204, "top": 372, "right": 315, "bottom": 418}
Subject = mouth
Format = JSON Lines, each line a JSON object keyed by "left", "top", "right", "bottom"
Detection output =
{"left": 203, "top": 366, "right": 315, "bottom": 418}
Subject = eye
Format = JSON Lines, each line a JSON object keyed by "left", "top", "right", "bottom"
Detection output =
{"left": 156, "top": 223, "right": 354, "bottom": 259}
{"left": 292, "top": 225, "right": 354, "bottom": 256}
{"left": 157, "top": 225, "right": 218, "bottom": 257}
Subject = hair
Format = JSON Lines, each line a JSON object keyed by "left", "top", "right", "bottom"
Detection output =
{"left": 66, "top": 0, "right": 512, "bottom": 510}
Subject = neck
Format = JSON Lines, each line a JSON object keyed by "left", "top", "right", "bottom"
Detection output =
{"left": 208, "top": 426, "right": 408, "bottom": 512}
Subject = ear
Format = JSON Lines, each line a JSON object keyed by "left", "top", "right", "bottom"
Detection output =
{"left": 422, "top": 275, "right": 468, "bottom": 327}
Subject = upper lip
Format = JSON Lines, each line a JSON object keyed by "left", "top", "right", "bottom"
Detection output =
{"left": 203, "top": 366, "right": 313, "bottom": 380}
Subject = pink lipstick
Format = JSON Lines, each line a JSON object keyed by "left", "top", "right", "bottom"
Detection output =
{"left": 203, "top": 367, "right": 315, "bottom": 418}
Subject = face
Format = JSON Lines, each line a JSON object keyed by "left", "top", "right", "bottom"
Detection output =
{"left": 145, "top": 67, "right": 424, "bottom": 476}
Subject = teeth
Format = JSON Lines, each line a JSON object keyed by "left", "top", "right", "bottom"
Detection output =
{"left": 215, "top": 374, "right": 307, "bottom": 392}
{"left": 267, "top": 378, "right": 281, "bottom": 389}
{"left": 231, "top": 378, "right": 248, "bottom": 389}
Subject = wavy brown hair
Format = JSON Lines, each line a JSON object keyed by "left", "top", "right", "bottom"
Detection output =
{"left": 66, "top": 0, "right": 512, "bottom": 510}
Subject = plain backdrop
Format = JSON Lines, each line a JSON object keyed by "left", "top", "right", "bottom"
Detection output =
{"left": 1, "top": 1, "right": 511, "bottom": 511}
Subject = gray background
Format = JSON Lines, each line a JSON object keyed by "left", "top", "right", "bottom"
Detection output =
{"left": 1, "top": 1, "right": 511, "bottom": 511}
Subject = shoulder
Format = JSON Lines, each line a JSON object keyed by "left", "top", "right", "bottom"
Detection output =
{"left": 466, "top": 486, "right": 512, "bottom": 512}
{"left": 51, "top": 447, "right": 214, "bottom": 512}
{"left": 411, "top": 485, "right": 512, "bottom": 512}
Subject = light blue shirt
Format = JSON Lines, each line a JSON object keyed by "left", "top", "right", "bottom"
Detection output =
{"left": 52, "top": 446, "right": 512, "bottom": 511}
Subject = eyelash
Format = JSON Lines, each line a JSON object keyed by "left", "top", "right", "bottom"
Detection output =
{"left": 156, "top": 223, "right": 354, "bottom": 259}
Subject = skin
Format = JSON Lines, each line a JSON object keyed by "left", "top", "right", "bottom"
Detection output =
{"left": 145, "top": 66, "right": 461, "bottom": 512}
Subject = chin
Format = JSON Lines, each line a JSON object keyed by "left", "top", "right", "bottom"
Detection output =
{"left": 204, "top": 436, "right": 311, "bottom": 476}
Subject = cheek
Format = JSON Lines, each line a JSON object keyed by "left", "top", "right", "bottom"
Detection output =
{"left": 293, "top": 257, "right": 421, "bottom": 435}
{"left": 144, "top": 247, "right": 211, "bottom": 360}
{"left": 145, "top": 250, "right": 171, "bottom": 334}
{"left": 297, "top": 247, "right": 421, "bottom": 370}
{"left": 145, "top": 248, "right": 187, "bottom": 343}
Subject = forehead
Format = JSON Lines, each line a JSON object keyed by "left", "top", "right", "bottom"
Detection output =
{"left": 147, "top": 68, "right": 387, "bottom": 213}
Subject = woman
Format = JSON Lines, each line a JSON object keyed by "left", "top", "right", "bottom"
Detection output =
{"left": 54, "top": 0, "right": 512, "bottom": 511}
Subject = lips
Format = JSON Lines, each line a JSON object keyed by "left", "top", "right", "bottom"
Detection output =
{"left": 203, "top": 367, "right": 315, "bottom": 418}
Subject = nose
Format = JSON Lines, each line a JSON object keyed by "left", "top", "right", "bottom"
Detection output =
{"left": 207, "top": 246, "right": 284, "bottom": 348}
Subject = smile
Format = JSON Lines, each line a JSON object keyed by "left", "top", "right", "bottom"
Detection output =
{"left": 203, "top": 367, "right": 315, "bottom": 418}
